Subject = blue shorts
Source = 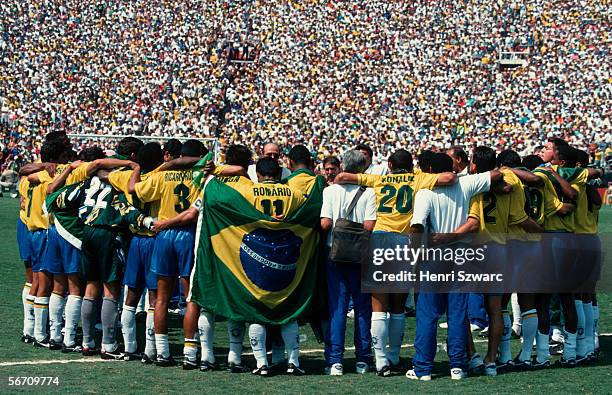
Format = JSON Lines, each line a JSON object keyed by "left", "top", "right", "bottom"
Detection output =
{"left": 151, "top": 227, "right": 195, "bottom": 278}
{"left": 42, "top": 225, "right": 81, "bottom": 275}
{"left": 123, "top": 235, "right": 157, "bottom": 290}
{"left": 507, "top": 240, "right": 542, "bottom": 292}
{"left": 16, "top": 219, "right": 32, "bottom": 264}
{"left": 30, "top": 229, "right": 48, "bottom": 273}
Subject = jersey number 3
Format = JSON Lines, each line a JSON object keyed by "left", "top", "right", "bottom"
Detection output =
{"left": 174, "top": 184, "right": 190, "bottom": 213}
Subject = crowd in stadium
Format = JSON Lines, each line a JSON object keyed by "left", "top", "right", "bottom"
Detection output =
{"left": 14, "top": 129, "right": 606, "bottom": 379}
{"left": 1, "top": 0, "right": 610, "bottom": 167}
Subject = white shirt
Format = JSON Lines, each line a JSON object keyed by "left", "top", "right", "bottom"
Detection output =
{"left": 365, "top": 163, "right": 388, "bottom": 175}
{"left": 411, "top": 172, "right": 491, "bottom": 234}
{"left": 320, "top": 184, "right": 377, "bottom": 247}
{"left": 247, "top": 164, "right": 292, "bottom": 182}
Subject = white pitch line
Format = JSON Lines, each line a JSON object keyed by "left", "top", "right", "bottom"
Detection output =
{"left": 1, "top": 335, "right": 609, "bottom": 367}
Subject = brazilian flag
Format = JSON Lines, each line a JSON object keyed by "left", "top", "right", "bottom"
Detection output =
{"left": 190, "top": 177, "right": 323, "bottom": 325}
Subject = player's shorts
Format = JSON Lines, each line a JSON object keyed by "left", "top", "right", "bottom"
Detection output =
{"left": 16, "top": 218, "right": 32, "bottom": 265}
{"left": 507, "top": 239, "right": 542, "bottom": 292}
{"left": 30, "top": 229, "right": 48, "bottom": 273}
{"left": 123, "top": 235, "right": 157, "bottom": 290}
{"left": 81, "top": 227, "right": 125, "bottom": 283}
{"left": 543, "top": 231, "right": 577, "bottom": 292}
{"left": 151, "top": 227, "right": 195, "bottom": 278}
{"left": 363, "top": 231, "right": 411, "bottom": 292}
{"left": 41, "top": 225, "right": 80, "bottom": 275}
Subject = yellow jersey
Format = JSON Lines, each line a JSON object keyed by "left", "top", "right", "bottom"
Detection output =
{"left": 542, "top": 167, "right": 586, "bottom": 232}
{"left": 357, "top": 172, "right": 439, "bottom": 233}
{"left": 582, "top": 185, "right": 600, "bottom": 235}
{"left": 134, "top": 169, "right": 199, "bottom": 221}
{"left": 572, "top": 168, "right": 591, "bottom": 234}
{"left": 282, "top": 168, "right": 325, "bottom": 198}
{"left": 527, "top": 172, "right": 565, "bottom": 226}
{"left": 26, "top": 181, "right": 51, "bottom": 231}
{"left": 231, "top": 181, "right": 306, "bottom": 219}
{"left": 469, "top": 171, "right": 528, "bottom": 245}
{"left": 109, "top": 169, "right": 161, "bottom": 236}
{"left": 18, "top": 177, "right": 30, "bottom": 224}
{"left": 503, "top": 169, "right": 530, "bottom": 241}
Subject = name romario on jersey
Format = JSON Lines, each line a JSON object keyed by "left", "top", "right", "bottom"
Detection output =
{"left": 231, "top": 181, "right": 306, "bottom": 219}
{"left": 134, "top": 169, "right": 199, "bottom": 221}
{"left": 357, "top": 172, "right": 439, "bottom": 233}
{"left": 469, "top": 170, "right": 527, "bottom": 245}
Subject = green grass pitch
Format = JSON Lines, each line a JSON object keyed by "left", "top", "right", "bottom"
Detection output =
{"left": 0, "top": 198, "right": 610, "bottom": 393}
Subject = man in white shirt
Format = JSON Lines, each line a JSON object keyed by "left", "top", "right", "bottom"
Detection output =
{"left": 247, "top": 143, "right": 291, "bottom": 182}
{"left": 320, "top": 150, "right": 376, "bottom": 376}
{"left": 406, "top": 153, "right": 503, "bottom": 381}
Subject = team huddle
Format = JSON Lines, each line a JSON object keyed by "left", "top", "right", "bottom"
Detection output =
{"left": 15, "top": 131, "right": 604, "bottom": 380}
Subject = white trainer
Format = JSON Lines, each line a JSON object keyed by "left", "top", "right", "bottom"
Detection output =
{"left": 450, "top": 368, "right": 467, "bottom": 380}
{"left": 325, "top": 363, "right": 343, "bottom": 376}
{"left": 406, "top": 369, "right": 432, "bottom": 381}
{"left": 484, "top": 362, "right": 497, "bottom": 377}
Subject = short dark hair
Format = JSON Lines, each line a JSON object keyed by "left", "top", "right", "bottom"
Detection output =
{"left": 417, "top": 150, "right": 435, "bottom": 171}
{"left": 449, "top": 146, "right": 468, "bottom": 164}
{"left": 78, "top": 146, "right": 105, "bottom": 162}
{"left": 163, "top": 139, "right": 183, "bottom": 159}
{"left": 225, "top": 144, "right": 252, "bottom": 169}
{"left": 181, "top": 139, "right": 207, "bottom": 157}
{"left": 430, "top": 153, "right": 453, "bottom": 173}
{"left": 288, "top": 144, "right": 312, "bottom": 166}
{"left": 40, "top": 139, "right": 66, "bottom": 163}
{"left": 574, "top": 148, "right": 589, "bottom": 168}
{"left": 472, "top": 146, "right": 497, "bottom": 172}
{"left": 138, "top": 142, "right": 164, "bottom": 173}
{"left": 256, "top": 157, "right": 281, "bottom": 179}
{"left": 117, "top": 137, "right": 144, "bottom": 158}
{"left": 322, "top": 156, "right": 340, "bottom": 168}
{"left": 557, "top": 145, "right": 577, "bottom": 167}
{"left": 388, "top": 149, "right": 413, "bottom": 172}
{"left": 522, "top": 155, "right": 544, "bottom": 171}
{"left": 354, "top": 143, "right": 373, "bottom": 158}
{"left": 496, "top": 149, "right": 522, "bottom": 168}
{"left": 548, "top": 137, "right": 568, "bottom": 150}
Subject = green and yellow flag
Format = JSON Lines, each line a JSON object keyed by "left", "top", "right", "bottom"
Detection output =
{"left": 189, "top": 177, "right": 323, "bottom": 324}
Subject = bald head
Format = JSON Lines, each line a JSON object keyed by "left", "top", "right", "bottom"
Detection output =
{"left": 263, "top": 143, "right": 281, "bottom": 160}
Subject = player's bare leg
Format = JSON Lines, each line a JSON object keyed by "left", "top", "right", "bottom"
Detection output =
{"left": 483, "top": 295, "right": 502, "bottom": 376}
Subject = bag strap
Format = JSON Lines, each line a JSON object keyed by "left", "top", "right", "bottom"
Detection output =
{"left": 342, "top": 186, "right": 366, "bottom": 220}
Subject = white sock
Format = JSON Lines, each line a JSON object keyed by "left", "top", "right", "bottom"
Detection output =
{"left": 121, "top": 305, "right": 137, "bottom": 353}
{"left": 582, "top": 302, "right": 594, "bottom": 355}
{"left": 574, "top": 300, "right": 586, "bottom": 357}
{"left": 593, "top": 305, "right": 599, "bottom": 350}
{"left": 249, "top": 323, "right": 268, "bottom": 368}
{"left": 536, "top": 331, "right": 550, "bottom": 363}
{"left": 198, "top": 311, "right": 215, "bottom": 363}
{"left": 371, "top": 312, "right": 389, "bottom": 370}
{"left": 387, "top": 313, "right": 405, "bottom": 365}
{"left": 34, "top": 296, "right": 49, "bottom": 342}
{"left": 155, "top": 333, "right": 170, "bottom": 358}
{"left": 499, "top": 310, "right": 512, "bottom": 363}
{"left": 136, "top": 290, "right": 145, "bottom": 313}
{"left": 227, "top": 320, "right": 245, "bottom": 365}
{"left": 101, "top": 297, "right": 119, "bottom": 352}
{"left": 63, "top": 295, "right": 82, "bottom": 347}
{"left": 511, "top": 293, "right": 522, "bottom": 335}
{"left": 24, "top": 294, "right": 35, "bottom": 337}
{"left": 49, "top": 292, "right": 66, "bottom": 343}
{"left": 563, "top": 331, "right": 577, "bottom": 360}
{"left": 21, "top": 284, "right": 31, "bottom": 336}
{"left": 144, "top": 308, "right": 156, "bottom": 358}
{"left": 519, "top": 309, "right": 537, "bottom": 361}
{"left": 281, "top": 321, "right": 299, "bottom": 367}
{"left": 183, "top": 338, "right": 198, "bottom": 363}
